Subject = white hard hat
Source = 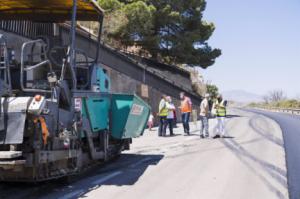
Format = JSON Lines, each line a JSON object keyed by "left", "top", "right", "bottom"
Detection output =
{"left": 205, "top": 93, "right": 210, "bottom": 98}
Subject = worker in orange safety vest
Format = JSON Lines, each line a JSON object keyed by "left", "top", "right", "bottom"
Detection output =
{"left": 179, "top": 92, "right": 192, "bottom": 135}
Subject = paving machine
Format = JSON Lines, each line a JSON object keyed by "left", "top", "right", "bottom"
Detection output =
{"left": 0, "top": 0, "right": 150, "bottom": 182}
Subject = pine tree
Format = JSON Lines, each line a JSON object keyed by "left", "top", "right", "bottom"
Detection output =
{"left": 98, "top": 0, "right": 221, "bottom": 68}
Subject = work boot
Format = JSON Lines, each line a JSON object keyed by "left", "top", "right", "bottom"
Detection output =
{"left": 200, "top": 134, "right": 205, "bottom": 139}
{"left": 213, "top": 135, "right": 220, "bottom": 139}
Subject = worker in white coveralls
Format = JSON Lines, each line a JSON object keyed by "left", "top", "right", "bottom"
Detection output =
{"left": 214, "top": 94, "right": 228, "bottom": 138}
{"left": 166, "top": 96, "right": 176, "bottom": 136}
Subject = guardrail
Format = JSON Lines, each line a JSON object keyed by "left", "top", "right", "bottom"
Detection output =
{"left": 255, "top": 107, "right": 300, "bottom": 115}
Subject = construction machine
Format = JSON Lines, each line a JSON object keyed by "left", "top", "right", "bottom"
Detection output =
{"left": 0, "top": 0, "right": 150, "bottom": 182}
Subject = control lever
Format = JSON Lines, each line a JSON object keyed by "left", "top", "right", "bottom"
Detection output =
{"left": 47, "top": 72, "right": 58, "bottom": 84}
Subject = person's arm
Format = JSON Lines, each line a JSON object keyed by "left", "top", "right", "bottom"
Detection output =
{"left": 166, "top": 102, "right": 171, "bottom": 109}
{"left": 199, "top": 101, "right": 203, "bottom": 110}
{"left": 224, "top": 100, "right": 228, "bottom": 107}
{"left": 167, "top": 103, "right": 175, "bottom": 110}
{"left": 188, "top": 98, "right": 192, "bottom": 110}
{"left": 158, "top": 101, "right": 164, "bottom": 114}
{"left": 178, "top": 101, "right": 182, "bottom": 110}
{"left": 214, "top": 100, "right": 219, "bottom": 109}
{"left": 205, "top": 100, "right": 209, "bottom": 109}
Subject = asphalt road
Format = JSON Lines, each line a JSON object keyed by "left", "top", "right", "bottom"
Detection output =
{"left": 246, "top": 109, "right": 300, "bottom": 199}
{"left": 0, "top": 109, "right": 290, "bottom": 199}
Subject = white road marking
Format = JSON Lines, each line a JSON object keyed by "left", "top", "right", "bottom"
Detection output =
{"left": 129, "top": 157, "right": 152, "bottom": 168}
{"left": 59, "top": 190, "right": 84, "bottom": 199}
{"left": 92, "top": 171, "right": 123, "bottom": 185}
{"left": 56, "top": 172, "right": 123, "bottom": 199}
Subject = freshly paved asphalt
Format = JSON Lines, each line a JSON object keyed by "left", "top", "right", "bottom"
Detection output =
{"left": 246, "top": 109, "right": 300, "bottom": 199}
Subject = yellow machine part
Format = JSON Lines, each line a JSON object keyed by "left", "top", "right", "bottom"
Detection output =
{"left": 0, "top": 0, "right": 104, "bottom": 22}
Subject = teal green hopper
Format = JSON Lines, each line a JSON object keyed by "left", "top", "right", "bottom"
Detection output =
{"left": 111, "top": 94, "right": 151, "bottom": 139}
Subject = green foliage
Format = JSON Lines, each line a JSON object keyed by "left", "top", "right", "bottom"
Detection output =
{"left": 249, "top": 100, "right": 300, "bottom": 109}
{"left": 206, "top": 84, "right": 219, "bottom": 99}
{"left": 98, "top": 0, "right": 221, "bottom": 68}
{"left": 248, "top": 102, "right": 258, "bottom": 107}
{"left": 115, "top": 1, "right": 156, "bottom": 46}
{"left": 98, "top": 0, "right": 123, "bottom": 11}
{"left": 250, "top": 90, "right": 300, "bottom": 109}
{"left": 274, "top": 100, "right": 300, "bottom": 108}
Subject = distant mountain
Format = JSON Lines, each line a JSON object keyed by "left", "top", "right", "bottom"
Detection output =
{"left": 222, "top": 90, "right": 262, "bottom": 103}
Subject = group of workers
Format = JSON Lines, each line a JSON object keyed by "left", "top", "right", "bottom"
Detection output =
{"left": 156, "top": 92, "right": 228, "bottom": 138}
{"left": 156, "top": 92, "right": 193, "bottom": 137}
{"left": 157, "top": 95, "right": 178, "bottom": 136}
{"left": 199, "top": 93, "right": 228, "bottom": 138}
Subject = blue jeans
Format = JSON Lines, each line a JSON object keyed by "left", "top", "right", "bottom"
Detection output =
{"left": 167, "top": 118, "right": 174, "bottom": 135}
{"left": 158, "top": 116, "right": 168, "bottom": 136}
{"left": 181, "top": 112, "right": 190, "bottom": 134}
{"left": 200, "top": 116, "right": 209, "bottom": 137}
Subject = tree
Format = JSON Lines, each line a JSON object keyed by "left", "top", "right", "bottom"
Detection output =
{"left": 98, "top": 0, "right": 122, "bottom": 11}
{"left": 98, "top": 0, "right": 221, "bottom": 68}
{"left": 206, "top": 84, "right": 219, "bottom": 99}
{"left": 262, "top": 95, "right": 270, "bottom": 104}
{"left": 268, "top": 90, "right": 286, "bottom": 102}
{"left": 262, "top": 90, "right": 286, "bottom": 104}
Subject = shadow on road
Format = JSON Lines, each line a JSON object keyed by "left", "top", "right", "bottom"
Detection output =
{"left": 0, "top": 154, "right": 164, "bottom": 199}
{"left": 226, "top": 114, "right": 243, "bottom": 119}
{"left": 213, "top": 135, "right": 235, "bottom": 139}
{"left": 35, "top": 154, "right": 164, "bottom": 199}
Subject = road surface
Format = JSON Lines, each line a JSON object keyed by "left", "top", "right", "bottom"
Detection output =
{"left": 0, "top": 109, "right": 290, "bottom": 199}
{"left": 247, "top": 109, "right": 300, "bottom": 199}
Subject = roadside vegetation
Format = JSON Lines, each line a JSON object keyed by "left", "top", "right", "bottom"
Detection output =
{"left": 206, "top": 84, "right": 219, "bottom": 100}
{"left": 249, "top": 90, "right": 300, "bottom": 109}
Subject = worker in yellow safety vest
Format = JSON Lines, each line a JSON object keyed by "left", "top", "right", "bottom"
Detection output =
{"left": 158, "top": 94, "right": 168, "bottom": 137}
{"left": 214, "top": 94, "right": 229, "bottom": 138}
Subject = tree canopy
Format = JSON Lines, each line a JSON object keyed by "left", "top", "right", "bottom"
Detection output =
{"left": 206, "top": 84, "right": 219, "bottom": 99}
{"left": 98, "top": 0, "right": 221, "bottom": 68}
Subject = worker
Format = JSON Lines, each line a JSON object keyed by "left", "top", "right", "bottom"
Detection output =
{"left": 148, "top": 112, "right": 154, "bottom": 131}
{"left": 179, "top": 92, "right": 192, "bottom": 135}
{"left": 173, "top": 109, "right": 178, "bottom": 128}
{"left": 215, "top": 94, "right": 228, "bottom": 138}
{"left": 166, "top": 96, "right": 175, "bottom": 136}
{"left": 158, "top": 94, "right": 168, "bottom": 137}
{"left": 200, "top": 93, "right": 210, "bottom": 138}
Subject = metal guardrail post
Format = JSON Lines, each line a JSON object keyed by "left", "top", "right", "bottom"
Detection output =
{"left": 255, "top": 106, "right": 300, "bottom": 115}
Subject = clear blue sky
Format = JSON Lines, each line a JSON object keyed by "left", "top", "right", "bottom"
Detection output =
{"left": 200, "top": 0, "right": 300, "bottom": 98}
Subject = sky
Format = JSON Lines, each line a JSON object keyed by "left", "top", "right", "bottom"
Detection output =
{"left": 200, "top": 0, "right": 300, "bottom": 98}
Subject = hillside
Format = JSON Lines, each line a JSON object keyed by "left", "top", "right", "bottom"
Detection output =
{"left": 222, "top": 90, "right": 262, "bottom": 103}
